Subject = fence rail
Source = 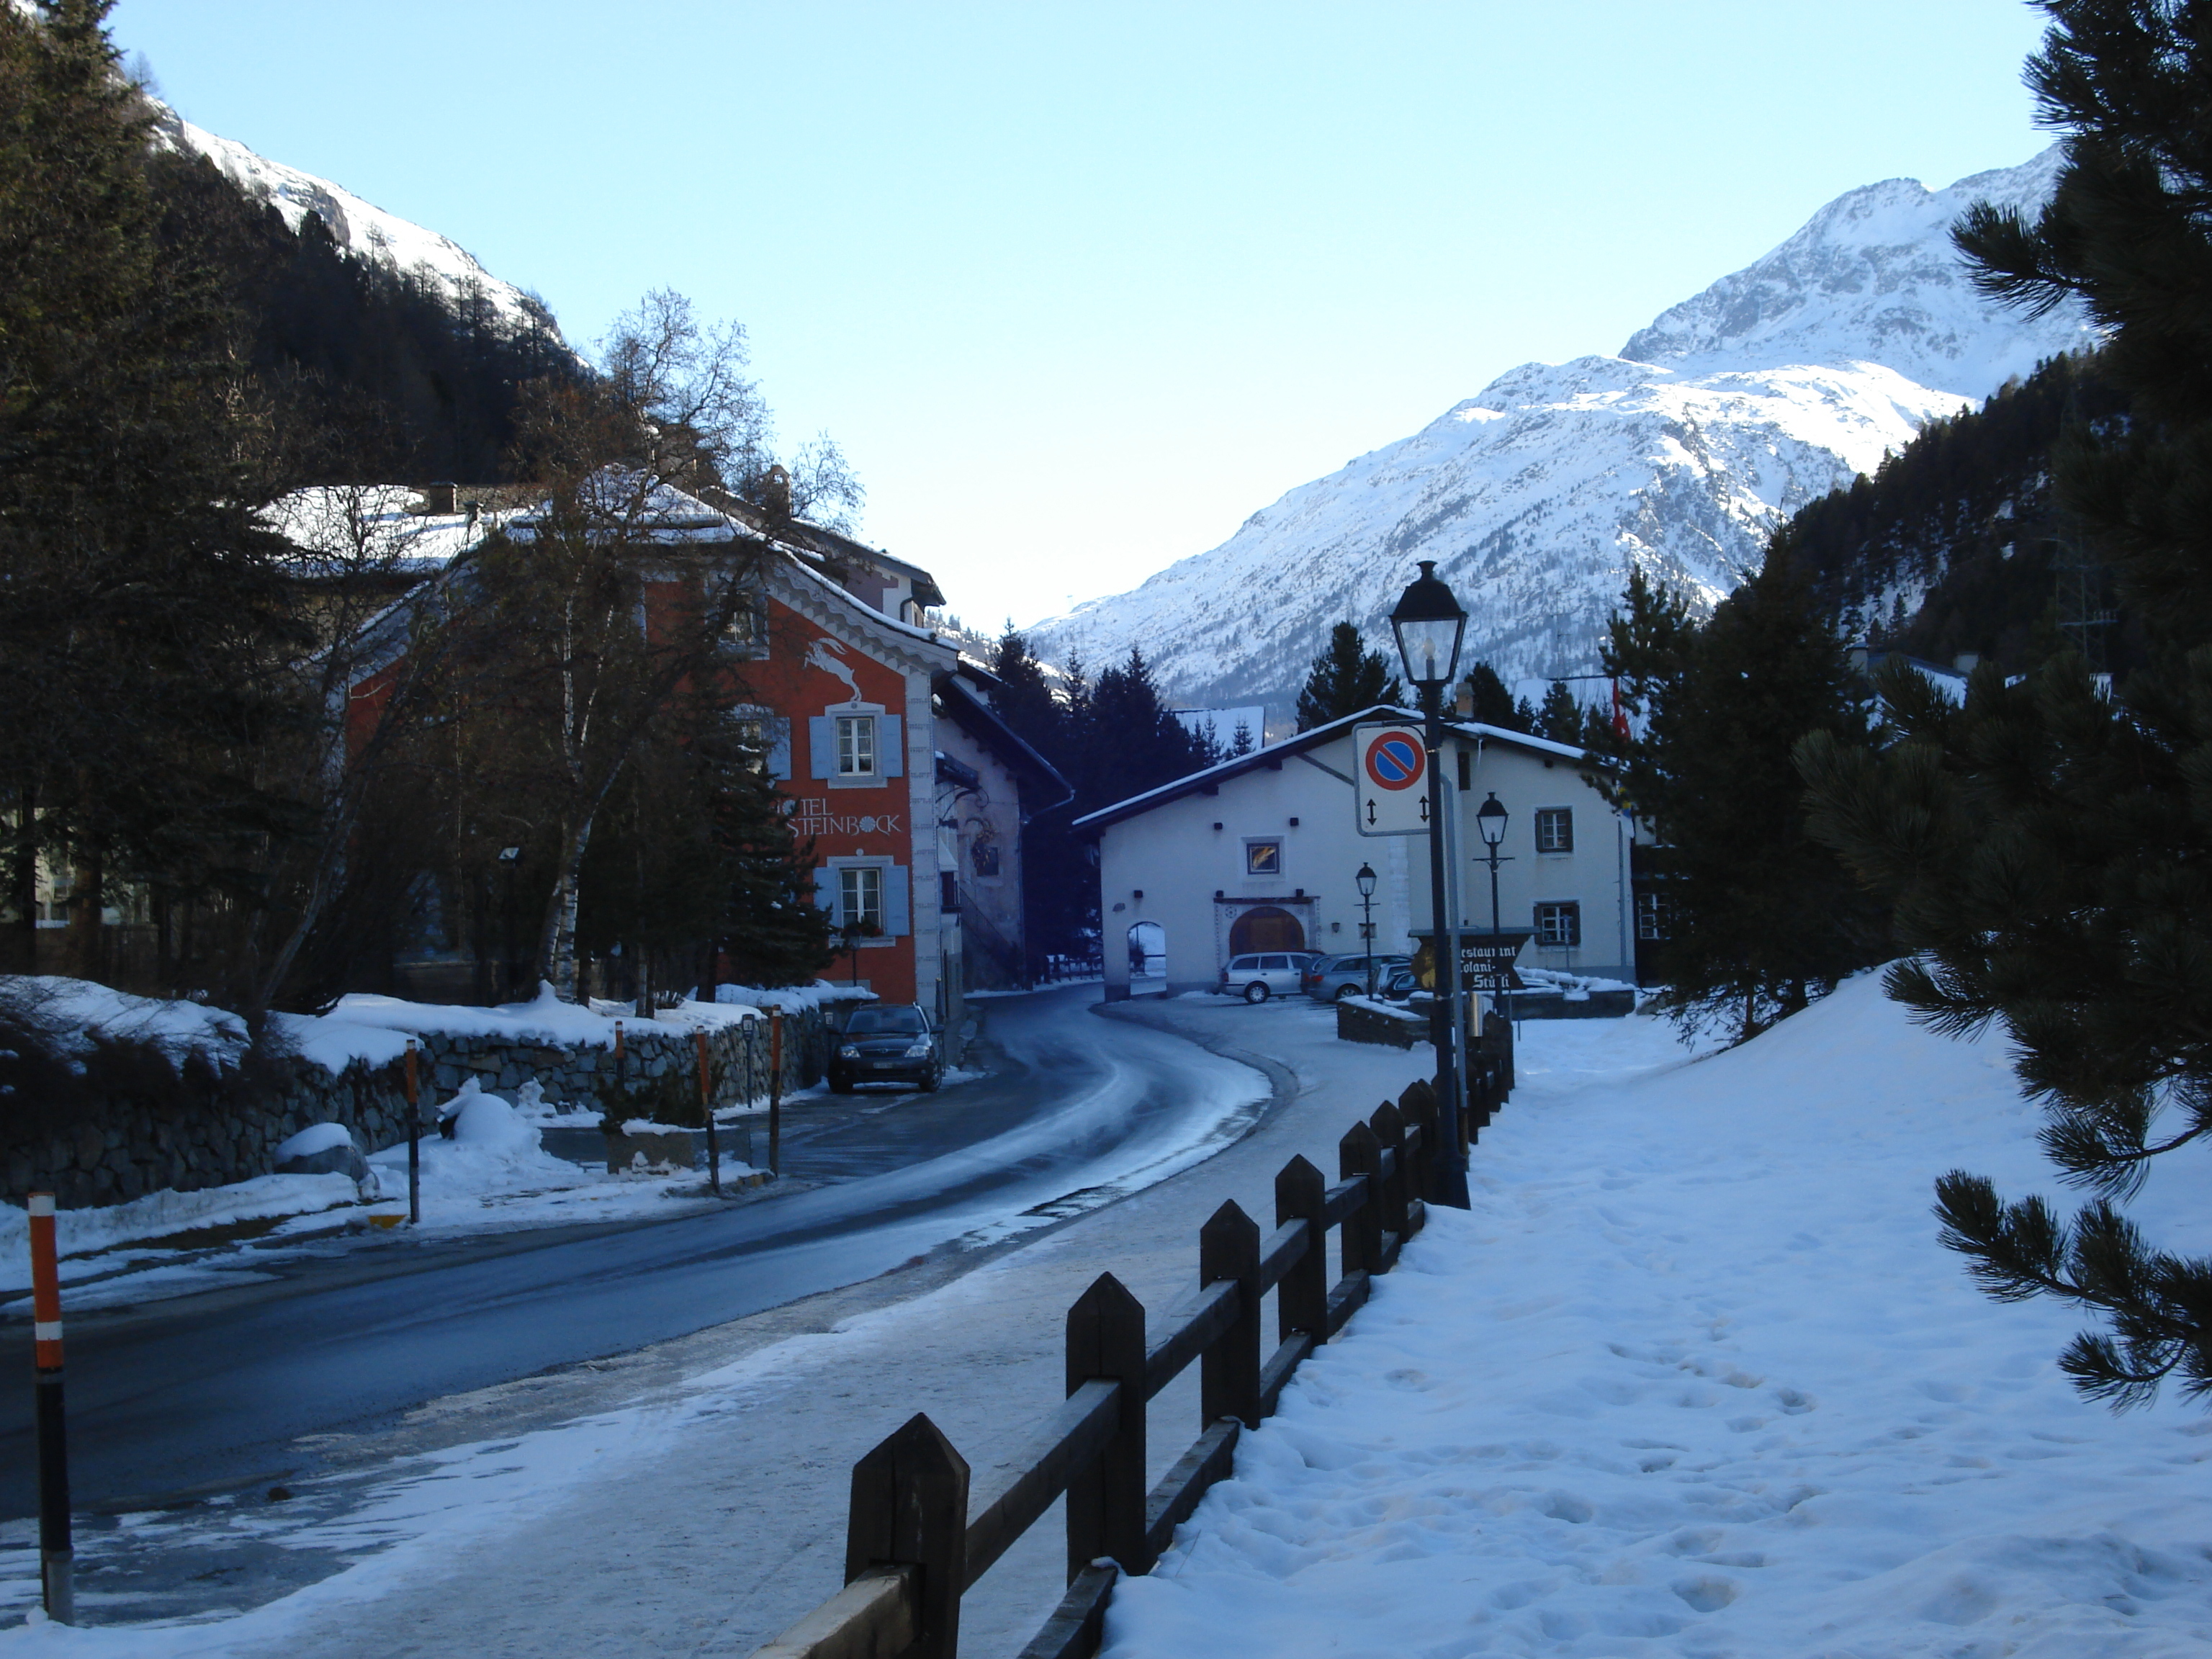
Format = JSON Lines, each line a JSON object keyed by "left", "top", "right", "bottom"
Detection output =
{"left": 752, "top": 1076, "right": 1455, "bottom": 1659}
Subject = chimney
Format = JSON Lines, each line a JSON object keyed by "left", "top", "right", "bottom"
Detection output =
{"left": 422, "top": 481, "right": 458, "bottom": 515}
{"left": 761, "top": 464, "right": 793, "bottom": 519}
{"left": 1454, "top": 677, "right": 1475, "bottom": 719}
{"left": 1953, "top": 652, "right": 1980, "bottom": 673}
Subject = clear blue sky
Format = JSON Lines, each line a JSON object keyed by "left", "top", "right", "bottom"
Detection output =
{"left": 112, "top": 1, "right": 2053, "bottom": 631}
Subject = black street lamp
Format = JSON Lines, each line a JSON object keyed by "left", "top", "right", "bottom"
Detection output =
{"left": 1354, "top": 862, "right": 1379, "bottom": 997}
{"left": 1473, "top": 791, "right": 1512, "bottom": 1017}
{"left": 1389, "top": 559, "right": 1471, "bottom": 1209}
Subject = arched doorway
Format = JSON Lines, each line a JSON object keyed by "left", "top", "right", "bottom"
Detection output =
{"left": 1127, "top": 922, "right": 1165, "bottom": 979}
{"left": 1228, "top": 905, "right": 1305, "bottom": 956}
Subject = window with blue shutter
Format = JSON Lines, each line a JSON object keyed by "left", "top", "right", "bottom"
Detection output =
{"left": 813, "top": 865, "right": 837, "bottom": 920}
{"left": 766, "top": 717, "right": 792, "bottom": 781}
{"left": 879, "top": 714, "right": 904, "bottom": 778}
{"left": 809, "top": 716, "right": 835, "bottom": 779}
{"left": 884, "top": 865, "right": 911, "bottom": 937}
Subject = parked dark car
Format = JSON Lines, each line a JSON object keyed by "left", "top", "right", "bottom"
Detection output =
{"left": 828, "top": 1004, "right": 943, "bottom": 1092}
{"left": 1301, "top": 953, "right": 1412, "bottom": 1002}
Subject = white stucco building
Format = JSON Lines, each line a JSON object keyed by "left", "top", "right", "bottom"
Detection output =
{"left": 1077, "top": 706, "right": 1635, "bottom": 999}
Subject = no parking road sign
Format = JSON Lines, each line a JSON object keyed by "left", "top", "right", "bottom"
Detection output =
{"left": 1354, "top": 722, "right": 1431, "bottom": 837}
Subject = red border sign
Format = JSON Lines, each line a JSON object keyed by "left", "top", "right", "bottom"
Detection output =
{"left": 1363, "top": 729, "right": 1425, "bottom": 791}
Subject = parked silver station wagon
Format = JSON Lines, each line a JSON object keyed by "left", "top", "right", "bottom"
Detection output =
{"left": 1215, "top": 951, "right": 1318, "bottom": 1002}
{"left": 1301, "top": 953, "right": 1412, "bottom": 1002}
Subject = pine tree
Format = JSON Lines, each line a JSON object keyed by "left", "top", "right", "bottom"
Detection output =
{"left": 1536, "top": 680, "right": 1583, "bottom": 745}
{"left": 1458, "top": 662, "right": 1525, "bottom": 729}
{"left": 1595, "top": 559, "right": 1883, "bottom": 1041}
{"left": 1799, "top": 0, "right": 2212, "bottom": 1409}
{"left": 0, "top": 1, "right": 306, "bottom": 997}
{"left": 1294, "top": 621, "right": 1401, "bottom": 730}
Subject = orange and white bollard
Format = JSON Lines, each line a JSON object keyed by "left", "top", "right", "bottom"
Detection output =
{"left": 27, "top": 1191, "right": 73, "bottom": 1623}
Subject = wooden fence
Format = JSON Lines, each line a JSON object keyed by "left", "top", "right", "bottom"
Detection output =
{"left": 753, "top": 1074, "right": 1455, "bottom": 1659}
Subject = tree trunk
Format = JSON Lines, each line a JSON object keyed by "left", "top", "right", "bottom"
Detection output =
{"left": 9, "top": 783, "right": 35, "bottom": 974}
{"left": 539, "top": 811, "right": 596, "bottom": 1002}
{"left": 68, "top": 850, "right": 103, "bottom": 982}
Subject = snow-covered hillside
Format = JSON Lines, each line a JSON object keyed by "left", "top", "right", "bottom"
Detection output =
{"left": 1031, "top": 150, "right": 2096, "bottom": 718}
{"left": 153, "top": 108, "right": 564, "bottom": 346}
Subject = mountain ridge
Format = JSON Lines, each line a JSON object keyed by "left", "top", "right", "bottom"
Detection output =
{"left": 1029, "top": 148, "right": 2094, "bottom": 721}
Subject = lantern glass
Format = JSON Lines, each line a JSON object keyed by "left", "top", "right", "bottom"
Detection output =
{"left": 1388, "top": 560, "right": 1467, "bottom": 690}
{"left": 1475, "top": 791, "right": 1509, "bottom": 848}
{"left": 1355, "top": 862, "right": 1377, "bottom": 899}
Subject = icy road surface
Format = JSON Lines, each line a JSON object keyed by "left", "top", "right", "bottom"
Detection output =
{"left": 0, "top": 987, "right": 1267, "bottom": 1524}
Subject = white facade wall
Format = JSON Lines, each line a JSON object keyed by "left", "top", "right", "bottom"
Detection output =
{"left": 1095, "top": 724, "right": 1633, "bottom": 999}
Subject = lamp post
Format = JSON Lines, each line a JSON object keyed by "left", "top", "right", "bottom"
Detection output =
{"left": 1355, "top": 863, "right": 1379, "bottom": 997}
{"left": 1389, "top": 559, "right": 1471, "bottom": 1209}
{"left": 1473, "top": 791, "right": 1511, "bottom": 1021}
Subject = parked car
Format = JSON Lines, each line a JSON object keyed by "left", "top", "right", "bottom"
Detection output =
{"left": 1216, "top": 951, "right": 1319, "bottom": 1003}
{"left": 1376, "top": 965, "right": 1424, "bottom": 1003}
{"left": 827, "top": 1004, "right": 943, "bottom": 1092}
{"left": 1301, "top": 953, "right": 1411, "bottom": 1002}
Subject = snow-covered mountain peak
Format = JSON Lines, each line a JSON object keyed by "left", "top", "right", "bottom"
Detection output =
{"left": 1028, "top": 148, "right": 2098, "bottom": 724}
{"left": 1621, "top": 145, "right": 2090, "bottom": 395}
{"left": 152, "top": 108, "right": 564, "bottom": 346}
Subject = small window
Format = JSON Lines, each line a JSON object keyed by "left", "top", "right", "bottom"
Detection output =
{"left": 731, "top": 716, "right": 769, "bottom": 775}
{"left": 1534, "top": 901, "right": 1581, "bottom": 948}
{"left": 840, "top": 865, "right": 884, "bottom": 933}
{"left": 725, "top": 594, "right": 770, "bottom": 658}
{"left": 1637, "top": 889, "right": 1671, "bottom": 941}
{"left": 1244, "top": 839, "right": 1282, "bottom": 876}
{"left": 836, "top": 714, "right": 876, "bottom": 777}
{"left": 1457, "top": 750, "right": 1472, "bottom": 791}
{"left": 1535, "top": 808, "right": 1573, "bottom": 854}
{"left": 940, "top": 870, "right": 960, "bottom": 914}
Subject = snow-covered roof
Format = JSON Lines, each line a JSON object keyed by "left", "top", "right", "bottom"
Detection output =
{"left": 264, "top": 485, "right": 507, "bottom": 576}
{"left": 1073, "top": 705, "right": 1600, "bottom": 833}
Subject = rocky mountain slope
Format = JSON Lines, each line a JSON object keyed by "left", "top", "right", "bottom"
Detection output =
{"left": 1030, "top": 150, "right": 2096, "bottom": 718}
{"left": 155, "top": 107, "right": 562, "bottom": 343}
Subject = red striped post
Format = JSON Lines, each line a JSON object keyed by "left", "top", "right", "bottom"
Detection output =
{"left": 696, "top": 1029, "right": 721, "bottom": 1197}
{"left": 404, "top": 1038, "right": 422, "bottom": 1226}
{"left": 27, "top": 1192, "right": 73, "bottom": 1623}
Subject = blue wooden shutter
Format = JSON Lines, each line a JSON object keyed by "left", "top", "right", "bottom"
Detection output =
{"left": 884, "top": 865, "right": 911, "bottom": 937}
{"left": 767, "top": 718, "right": 792, "bottom": 781}
{"left": 813, "top": 864, "right": 839, "bottom": 922}
{"left": 878, "top": 714, "right": 904, "bottom": 778}
{"left": 809, "top": 716, "right": 835, "bottom": 779}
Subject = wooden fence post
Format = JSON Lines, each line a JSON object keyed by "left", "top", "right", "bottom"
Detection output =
{"left": 1199, "top": 1200, "right": 1262, "bottom": 1429}
{"left": 1339, "top": 1122, "right": 1382, "bottom": 1275}
{"left": 1370, "top": 1102, "right": 1408, "bottom": 1243}
{"left": 1065, "top": 1274, "right": 1148, "bottom": 1581}
{"left": 1274, "top": 1156, "right": 1328, "bottom": 1346}
{"left": 845, "top": 1413, "right": 970, "bottom": 1659}
{"left": 1398, "top": 1080, "right": 1437, "bottom": 1203}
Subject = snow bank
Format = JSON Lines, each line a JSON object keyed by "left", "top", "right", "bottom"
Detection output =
{"left": 712, "top": 981, "right": 877, "bottom": 1014}
{"left": 322, "top": 984, "right": 619, "bottom": 1050}
{"left": 1105, "top": 976, "right": 2212, "bottom": 1656}
{"left": 0, "top": 974, "right": 248, "bottom": 1071}
{"left": 271, "top": 1123, "right": 354, "bottom": 1162}
{"left": 0, "top": 1173, "right": 359, "bottom": 1294}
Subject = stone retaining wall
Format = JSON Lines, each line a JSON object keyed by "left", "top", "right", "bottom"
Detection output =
{"left": 2, "top": 1004, "right": 840, "bottom": 1210}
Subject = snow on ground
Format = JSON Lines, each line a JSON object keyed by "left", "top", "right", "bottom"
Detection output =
{"left": 1104, "top": 976, "right": 2212, "bottom": 1658}
{"left": 0, "top": 1084, "right": 755, "bottom": 1313}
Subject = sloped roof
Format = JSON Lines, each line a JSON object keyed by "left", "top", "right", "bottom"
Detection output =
{"left": 1071, "top": 705, "right": 1594, "bottom": 833}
